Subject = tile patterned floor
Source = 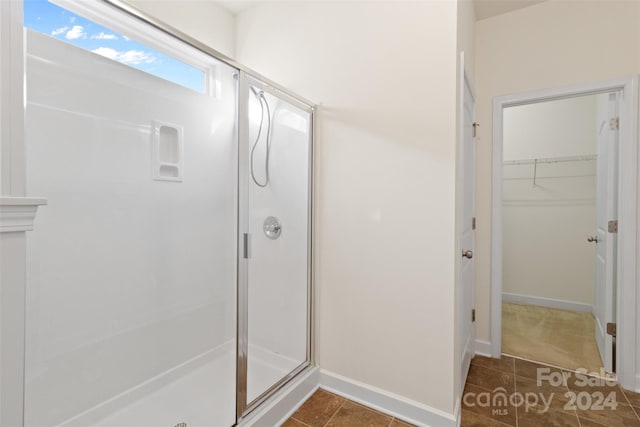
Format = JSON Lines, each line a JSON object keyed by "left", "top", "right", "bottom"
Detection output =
{"left": 281, "top": 389, "right": 416, "bottom": 427}
{"left": 462, "top": 355, "right": 640, "bottom": 426}
{"left": 284, "top": 356, "right": 640, "bottom": 426}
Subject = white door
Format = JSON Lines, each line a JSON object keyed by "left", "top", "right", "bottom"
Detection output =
{"left": 594, "top": 92, "right": 619, "bottom": 373}
{"left": 460, "top": 68, "right": 476, "bottom": 388}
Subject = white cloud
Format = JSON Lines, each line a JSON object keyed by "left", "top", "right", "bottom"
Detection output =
{"left": 69, "top": 17, "right": 76, "bottom": 23}
{"left": 118, "top": 50, "right": 155, "bottom": 65}
{"left": 65, "top": 25, "right": 86, "bottom": 40}
{"left": 91, "top": 47, "right": 118, "bottom": 60}
{"left": 51, "top": 26, "right": 69, "bottom": 36}
{"left": 91, "top": 47, "right": 156, "bottom": 65}
{"left": 91, "top": 32, "right": 118, "bottom": 40}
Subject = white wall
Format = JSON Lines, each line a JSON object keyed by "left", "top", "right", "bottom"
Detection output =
{"left": 502, "top": 96, "right": 598, "bottom": 306}
{"left": 236, "top": 1, "right": 460, "bottom": 416}
{"left": 475, "top": 0, "right": 640, "bottom": 343}
{"left": 129, "top": 0, "right": 236, "bottom": 58}
{"left": 24, "top": 31, "right": 237, "bottom": 426}
{"left": 503, "top": 96, "right": 598, "bottom": 161}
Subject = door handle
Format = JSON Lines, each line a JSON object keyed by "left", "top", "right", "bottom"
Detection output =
{"left": 587, "top": 236, "right": 599, "bottom": 243}
{"left": 462, "top": 250, "right": 473, "bottom": 259}
{"left": 243, "top": 233, "right": 251, "bottom": 258}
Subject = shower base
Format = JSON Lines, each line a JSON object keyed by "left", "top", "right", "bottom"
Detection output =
{"left": 54, "top": 342, "right": 299, "bottom": 427}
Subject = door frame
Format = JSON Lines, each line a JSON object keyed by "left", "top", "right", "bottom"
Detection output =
{"left": 490, "top": 76, "right": 639, "bottom": 391}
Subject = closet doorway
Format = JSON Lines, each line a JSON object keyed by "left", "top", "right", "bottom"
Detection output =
{"left": 500, "top": 93, "right": 616, "bottom": 373}
{"left": 489, "top": 77, "right": 639, "bottom": 389}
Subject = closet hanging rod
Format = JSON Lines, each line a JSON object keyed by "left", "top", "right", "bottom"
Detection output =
{"left": 504, "top": 174, "right": 596, "bottom": 181}
{"left": 503, "top": 154, "right": 597, "bottom": 166}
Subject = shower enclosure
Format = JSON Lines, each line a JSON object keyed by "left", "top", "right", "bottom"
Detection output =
{"left": 22, "top": 1, "right": 313, "bottom": 426}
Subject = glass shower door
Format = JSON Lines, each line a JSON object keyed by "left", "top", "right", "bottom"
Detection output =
{"left": 238, "top": 74, "right": 313, "bottom": 413}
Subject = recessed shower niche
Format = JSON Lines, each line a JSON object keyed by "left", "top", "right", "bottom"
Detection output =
{"left": 153, "top": 121, "right": 184, "bottom": 181}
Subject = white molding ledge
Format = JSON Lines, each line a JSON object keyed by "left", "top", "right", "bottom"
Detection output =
{"left": 502, "top": 292, "right": 593, "bottom": 313}
{"left": 0, "top": 197, "right": 47, "bottom": 232}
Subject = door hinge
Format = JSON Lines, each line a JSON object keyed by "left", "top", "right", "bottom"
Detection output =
{"left": 608, "top": 220, "right": 618, "bottom": 233}
{"left": 606, "top": 322, "right": 617, "bottom": 337}
{"left": 472, "top": 122, "right": 479, "bottom": 138}
{"left": 472, "top": 309, "right": 476, "bottom": 322}
{"left": 609, "top": 117, "right": 620, "bottom": 131}
{"left": 472, "top": 217, "right": 476, "bottom": 230}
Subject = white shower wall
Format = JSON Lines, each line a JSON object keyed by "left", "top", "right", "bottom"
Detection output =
{"left": 24, "top": 31, "right": 237, "bottom": 426}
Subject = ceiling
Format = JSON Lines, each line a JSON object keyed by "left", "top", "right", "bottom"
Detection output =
{"left": 217, "top": 0, "right": 547, "bottom": 20}
{"left": 217, "top": 1, "right": 256, "bottom": 15}
{"left": 473, "top": 0, "right": 547, "bottom": 20}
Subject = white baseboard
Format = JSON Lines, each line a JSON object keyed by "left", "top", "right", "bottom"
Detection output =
{"left": 474, "top": 339, "right": 492, "bottom": 357}
{"left": 242, "top": 366, "right": 319, "bottom": 427}
{"left": 502, "top": 292, "right": 593, "bottom": 313}
{"left": 319, "top": 369, "right": 456, "bottom": 427}
{"left": 630, "top": 374, "right": 640, "bottom": 394}
{"left": 453, "top": 397, "right": 461, "bottom": 427}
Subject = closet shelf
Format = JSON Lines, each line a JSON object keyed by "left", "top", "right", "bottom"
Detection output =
{"left": 503, "top": 154, "right": 596, "bottom": 166}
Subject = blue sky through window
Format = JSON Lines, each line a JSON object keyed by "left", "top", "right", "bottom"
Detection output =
{"left": 23, "top": 0, "right": 205, "bottom": 93}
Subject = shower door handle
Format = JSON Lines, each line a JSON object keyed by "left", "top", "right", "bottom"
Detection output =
{"left": 243, "top": 233, "right": 252, "bottom": 259}
{"left": 462, "top": 250, "right": 473, "bottom": 259}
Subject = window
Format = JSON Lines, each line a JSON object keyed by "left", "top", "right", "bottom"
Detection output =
{"left": 23, "top": 0, "right": 207, "bottom": 93}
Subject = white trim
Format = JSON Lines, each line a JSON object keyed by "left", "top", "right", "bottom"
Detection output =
{"left": 319, "top": 369, "right": 456, "bottom": 427}
{"left": 474, "top": 340, "right": 492, "bottom": 357}
{"left": 615, "top": 77, "right": 639, "bottom": 393}
{"left": 502, "top": 293, "right": 593, "bottom": 313}
{"left": 240, "top": 367, "right": 319, "bottom": 427}
{"left": 0, "top": 197, "right": 47, "bottom": 232}
{"left": 490, "top": 77, "right": 639, "bottom": 390}
{"left": 0, "top": 2, "right": 29, "bottom": 425}
{"left": 452, "top": 398, "right": 461, "bottom": 427}
{"left": 490, "top": 92, "right": 504, "bottom": 359}
{"left": 0, "top": 0, "right": 26, "bottom": 196}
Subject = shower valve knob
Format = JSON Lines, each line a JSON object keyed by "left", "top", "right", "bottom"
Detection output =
{"left": 263, "top": 216, "right": 282, "bottom": 240}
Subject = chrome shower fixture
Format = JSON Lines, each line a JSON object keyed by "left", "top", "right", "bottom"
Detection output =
{"left": 250, "top": 86, "right": 272, "bottom": 188}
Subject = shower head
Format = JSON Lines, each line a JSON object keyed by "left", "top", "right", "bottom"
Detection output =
{"left": 250, "top": 86, "right": 263, "bottom": 97}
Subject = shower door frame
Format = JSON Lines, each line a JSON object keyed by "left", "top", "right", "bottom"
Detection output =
{"left": 236, "top": 72, "right": 315, "bottom": 420}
